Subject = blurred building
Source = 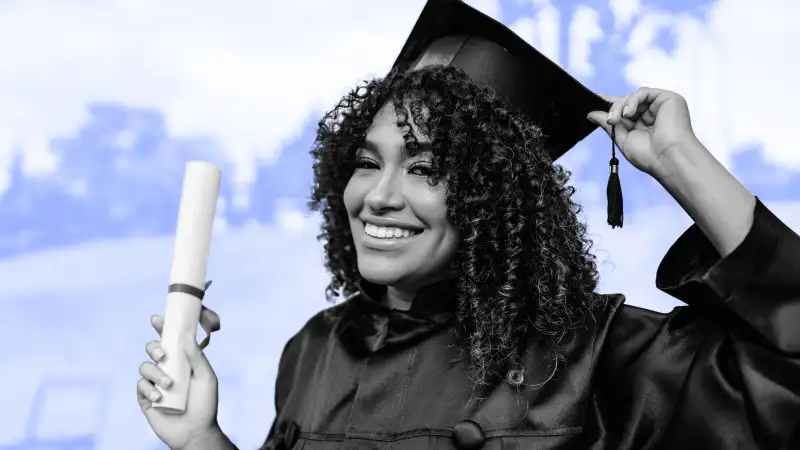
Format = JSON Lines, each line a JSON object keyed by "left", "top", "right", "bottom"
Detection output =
{"left": 0, "top": 377, "right": 106, "bottom": 450}
{"left": 0, "top": 373, "right": 250, "bottom": 450}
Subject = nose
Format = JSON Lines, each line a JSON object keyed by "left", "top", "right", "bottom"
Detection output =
{"left": 364, "top": 171, "right": 405, "bottom": 212}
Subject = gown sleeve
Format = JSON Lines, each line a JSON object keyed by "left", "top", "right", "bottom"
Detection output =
{"left": 592, "top": 198, "right": 800, "bottom": 449}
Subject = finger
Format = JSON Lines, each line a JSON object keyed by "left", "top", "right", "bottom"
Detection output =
{"left": 151, "top": 314, "right": 163, "bottom": 336}
{"left": 619, "top": 117, "right": 636, "bottom": 129}
{"left": 587, "top": 111, "right": 612, "bottom": 134}
{"left": 622, "top": 87, "right": 666, "bottom": 119}
{"left": 597, "top": 93, "right": 624, "bottom": 104}
{"left": 139, "top": 361, "right": 173, "bottom": 389}
{"left": 138, "top": 395, "right": 151, "bottom": 411}
{"left": 588, "top": 111, "right": 636, "bottom": 130}
{"left": 185, "top": 341, "right": 217, "bottom": 385}
{"left": 597, "top": 93, "right": 625, "bottom": 124}
{"left": 145, "top": 340, "right": 165, "bottom": 363}
{"left": 137, "top": 377, "right": 162, "bottom": 407}
{"left": 606, "top": 98, "right": 627, "bottom": 125}
{"left": 587, "top": 111, "right": 630, "bottom": 145}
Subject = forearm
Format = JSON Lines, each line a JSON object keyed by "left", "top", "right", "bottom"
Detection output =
{"left": 181, "top": 426, "right": 238, "bottom": 450}
{"left": 653, "top": 138, "right": 756, "bottom": 258}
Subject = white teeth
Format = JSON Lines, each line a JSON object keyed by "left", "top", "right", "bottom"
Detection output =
{"left": 364, "top": 223, "right": 418, "bottom": 239}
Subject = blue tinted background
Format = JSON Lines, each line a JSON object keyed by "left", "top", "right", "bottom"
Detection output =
{"left": 1, "top": 0, "right": 799, "bottom": 449}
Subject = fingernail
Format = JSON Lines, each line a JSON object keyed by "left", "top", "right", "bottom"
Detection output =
{"left": 153, "top": 349, "right": 165, "bottom": 361}
{"left": 160, "top": 376, "right": 172, "bottom": 388}
{"left": 622, "top": 105, "right": 629, "bottom": 117}
{"left": 149, "top": 391, "right": 161, "bottom": 402}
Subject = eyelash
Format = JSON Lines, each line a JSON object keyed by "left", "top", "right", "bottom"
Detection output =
{"left": 354, "top": 157, "right": 378, "bottom": 170}
{"left": 354, "top": 156, "right": 432, "bottom": 177}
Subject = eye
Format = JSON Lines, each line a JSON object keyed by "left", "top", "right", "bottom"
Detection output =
{"left": 408, "top": 163, "right": 433, "bottom": 177}
{"left": 354, "top": 156, "right": 379, "bottom": 170}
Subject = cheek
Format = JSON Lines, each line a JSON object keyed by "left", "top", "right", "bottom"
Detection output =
{"left": 425, "top": 186, "right": 451, "bottom": 229}
{"left": 414, "top": 187, "right": 455, "bottom": 237}
{"left": 441, "top": 224, "right": 460, "bottom": 257}
{"left": 430, "top": 189, "right": 459, "bottom": 254}
{"left": 342, "top": 177, "right": 361, "bottom": 215}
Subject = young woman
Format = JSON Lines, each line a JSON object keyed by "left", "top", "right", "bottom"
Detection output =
{"left": 136, "top": 1, "right": 799, "bottom": 449}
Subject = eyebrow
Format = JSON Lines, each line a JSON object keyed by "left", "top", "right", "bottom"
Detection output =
{"left": 361, "top": 138, "right": 434, "bottom": 156}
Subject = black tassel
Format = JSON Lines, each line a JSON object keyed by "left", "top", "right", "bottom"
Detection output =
{"left": 606, "top": 126, "right": 623, "bottom": 228}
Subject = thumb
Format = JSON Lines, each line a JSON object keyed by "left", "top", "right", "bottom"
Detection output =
{"left": 587, "top": 111, "right": 630, "bottom": 146}
{"left": 185, "top": 340, "right": 217, "bottom": 384}
{"left": 587, "top": 111, "right": 611, "bottom": 134}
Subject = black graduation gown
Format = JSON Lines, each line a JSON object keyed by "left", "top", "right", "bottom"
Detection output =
{"left": 260, "top": 199, "right": 800, "bottom": 450}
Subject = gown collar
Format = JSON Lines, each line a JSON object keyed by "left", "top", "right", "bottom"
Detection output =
{"left": 335, "top": 277, "right": 459, "bottom": 355}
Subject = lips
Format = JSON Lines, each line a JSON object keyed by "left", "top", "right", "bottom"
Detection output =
{"left": 360, "top": 215, "right": 425, "bottom": 231}
{"left": 363, "top": 222, "right": 422, "bottom": 239}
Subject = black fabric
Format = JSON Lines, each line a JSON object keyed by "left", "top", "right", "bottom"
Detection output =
{"left": 391, "top": 0, "right": 612, "bottom": 161}
{"left": 260, "top": 199, "right": 799, "bottom": 449}
{"left": 334, "top": 277, "right": 458, "bottom": 355}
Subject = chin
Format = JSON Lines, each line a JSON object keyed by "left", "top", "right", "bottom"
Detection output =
{"left": 358, "top": 267, "right": 404, "bottom": 286}
{"left": 357, "top": 258, "right": 412, "bottom": 286}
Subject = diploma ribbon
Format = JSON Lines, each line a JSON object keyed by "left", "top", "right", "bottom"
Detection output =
{"left": 168, "top": 282, "right": 207, "bottom": 300}
{"left": 167, "top": 280, "right": 219, "bottom": 350}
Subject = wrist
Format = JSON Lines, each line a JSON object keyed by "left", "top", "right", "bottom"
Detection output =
{"left": 180, "top": 424, "right": 236, "bottom": 450}
{"left": 649, "top": 136, "right": 706, "bottom": 184}
{"left": 646, "top": 134, "right": 755, "bottom": 256}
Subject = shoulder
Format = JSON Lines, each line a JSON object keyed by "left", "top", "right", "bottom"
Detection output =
{"left": 502, "top": 295, "right": 692, "bottom": 431}
{"left": 516, "top": 293, "right": 693, "bottom": 398}
{"left": 278, "top": 292, "right": 358, "bottom": 364}
{"left": 273, "top": 293, "right": 359, "bottom": 407}
{"left": 592, "top": 292, "right": 704, "bottom": 344}
{"left": 586, "top": 292, "right": 718, "bottom": 400}
{"left": 589, "top": 293, "right": 704, "bottom": 361}
{"left": 471, "top": 295, "right": 630, "bottom": 433}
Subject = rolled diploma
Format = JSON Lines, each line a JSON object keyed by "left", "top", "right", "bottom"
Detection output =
{"left": 152, "top": 161, "right": 221, "bottom": 413}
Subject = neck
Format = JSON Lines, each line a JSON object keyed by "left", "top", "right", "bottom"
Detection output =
{"left": 384, "top": 285, "right": 417, "bottom": 311}
{"left": 382, "top": 271, "right": 455, "bottom": 311}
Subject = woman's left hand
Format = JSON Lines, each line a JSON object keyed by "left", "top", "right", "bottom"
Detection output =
{"left": 587, "top": 87, "right": 699, "bottom": 177}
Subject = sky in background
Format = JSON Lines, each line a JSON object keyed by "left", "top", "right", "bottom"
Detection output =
{"left": 0, "top": 0, "right": 799, "bottom": 449}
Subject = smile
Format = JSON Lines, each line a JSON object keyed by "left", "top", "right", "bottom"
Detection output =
{"left": 363, "top": 222, "right": 422, "bottom": 239}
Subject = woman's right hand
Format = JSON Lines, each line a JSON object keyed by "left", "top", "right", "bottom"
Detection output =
{"left": 137, "top": 305, "right": 223, "bottom": 450}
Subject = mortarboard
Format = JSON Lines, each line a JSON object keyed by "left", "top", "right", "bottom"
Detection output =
{"left": 390, "top": 0, "right": 624, "bottom": 228}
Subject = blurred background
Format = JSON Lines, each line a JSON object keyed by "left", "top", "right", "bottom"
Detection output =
{"left": 0, "top": 0, "right": 798, "bottom": 449}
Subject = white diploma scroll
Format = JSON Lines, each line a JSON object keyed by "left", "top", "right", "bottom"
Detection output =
{"left": 152, "top": 161, "right": 221, "bottom": 414}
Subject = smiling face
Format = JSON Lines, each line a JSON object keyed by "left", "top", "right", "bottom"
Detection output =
{"left": 342, "top": 103, "right": 460, "bottom": 292}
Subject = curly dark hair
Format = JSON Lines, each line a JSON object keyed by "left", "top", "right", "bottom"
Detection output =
{"left": 308, "top": 64, "right": 602, "bottom": 387}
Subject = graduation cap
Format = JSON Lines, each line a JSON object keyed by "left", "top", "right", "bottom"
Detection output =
{"left": 390, "top": 0, "right": 624, "bottom": 228}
